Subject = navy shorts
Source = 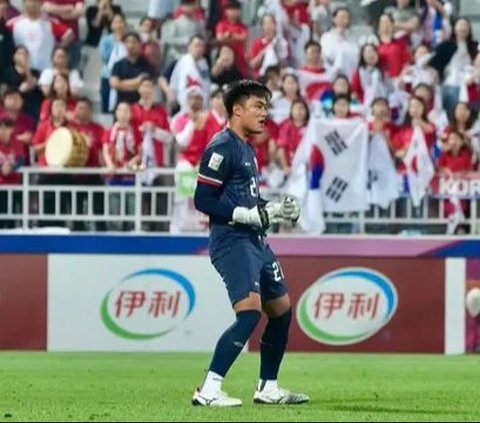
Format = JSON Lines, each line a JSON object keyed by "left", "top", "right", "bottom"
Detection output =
{"left": 211, "top": 238, "right": 289, "bottom": 306}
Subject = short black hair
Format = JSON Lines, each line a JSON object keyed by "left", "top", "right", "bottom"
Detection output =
{"left": 76, "top": 96, "right": 93, "bottom": 106}
{"left": 2, "top": 87, "right": 22, "bottom": 99}
{"left": 226, "top": 0, "right": 242, "bottom": 9}
{"left": 223, "top": 80, "right": 272, "bottom": 118}
{"left": 123, "top": 31, "right": 141, "bottom": 43}
{"left": 370, "top": 97, "right": 389, "bottom": 109}
{"left": 332, "top": 6, "right": 351, "bottom": 18}
{"left": 333, "top": 94, "right": 351, "bottom": 107}
{"left": 188, "top": 33, "right": 206, "bottom": 45}
{"left": 304, "top": 40, "right": 321, "bottom": 52}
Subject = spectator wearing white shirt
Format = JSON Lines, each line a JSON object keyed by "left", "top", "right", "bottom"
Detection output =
{"left": 320, "top": 6, "right": 359, "bottom": 81}
{"left": 7, "top": 0, "right": 73, "bottom": 72}
{"left": 39, "top": 46, "right": 83, "bottom": 97}
{"left": 42, "top": 0, "right": 85, "bottom": 68}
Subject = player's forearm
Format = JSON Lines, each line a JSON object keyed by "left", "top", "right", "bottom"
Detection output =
{"left": 194, "top": 183, "right": 234, "bottom": 221}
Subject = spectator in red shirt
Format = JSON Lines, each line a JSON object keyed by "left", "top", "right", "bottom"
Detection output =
{"left": 0, "top": 89, "right": 35, "bottom": 164}
{"left": 377, "top": 13, "right": 412, "bottom": 79}
{"left": 439, "top": 131, "right": 474, "bottom": 177}
{"left": 103, "top": 102, "right": 142, "bottom": 171}
{"left": 438, "top": 131, "right": 474, "bottom": 220}
{"left": 392, "top": 96, "right": 436, "bottom": 171}
{"left": 0, "top": 117, "right": 24, "bottom": 185}
{"left": 171, "top": 85, "right": 208, "bottom": 168}
{"left": 131, "top": 78, "right": 173, "bottom": 170}
{"left": 204, "top": 86, "right": 227, "bottom": 145}
{"left": 441, "top": 102, "right": 474, "bottom": 149}
{"left": 139, "top": 16, "right": 162, "bottom": 77}
{"left": 352, "top": 43, "right": 392, "bottom": 109}
{"left": 70, "top": 97, "right": 104, "bottom": 168}
{"left": 42, "top": 0, "right": 85, "bottom": 68}
{"left": 215, "top": 0, "right": 249, "bottom": 76}
{"left": 278, "top": 98, "right": 309, "bottom": 177}
{"left": 252, "top": 117, "right": 279, "bottom": 182}
{"left": 332, "top": 94, "right": 352, "bottom": 119}
{"left": 298, "top": 40, "right": 332, "bottom": 101}
{"left": 173, "top": 0, "right": 205, "bottom": 23}
{"left": 40, "top": 73, "right": 77, "bottom": 122}
{"left": 210, "top": 44, "right": 243, "bottom": 87}
{"left": 249, "top": 14, "right": 287, "bottom": 79}
{"left": 33, "top": 97, "right": 69, "bottom": 166}
{"left": 0, "top": 117, "right": 24, "bottom": 228}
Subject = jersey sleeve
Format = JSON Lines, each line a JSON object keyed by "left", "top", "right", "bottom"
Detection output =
{"left": 197, "top": 142, "right": 232, "bottom": 188}
{"left": 194, "top": 141, "right": 236, "bottom": 221}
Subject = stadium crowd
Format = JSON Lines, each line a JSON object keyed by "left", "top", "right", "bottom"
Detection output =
{"left": 0, "top": 0, "right": 479, "bottom": 232}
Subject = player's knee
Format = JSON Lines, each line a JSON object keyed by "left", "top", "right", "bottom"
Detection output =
{"left": 236, "top": 309, "right": 262, "bottom": 333}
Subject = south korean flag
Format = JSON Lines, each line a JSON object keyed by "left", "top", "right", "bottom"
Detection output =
{"left": 318, "top": 118, "right": 369, "bottom": 213}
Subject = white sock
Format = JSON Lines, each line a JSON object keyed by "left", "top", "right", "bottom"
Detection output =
{"left": 201, "top": 371, "right": 224, "bottom": 397}
{"left": 258, "top": 379, "right": 278, "bottom": 392}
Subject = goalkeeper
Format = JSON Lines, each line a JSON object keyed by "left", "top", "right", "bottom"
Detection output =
{"left": 192, "top": 80, "right": 309, "bottom": 407}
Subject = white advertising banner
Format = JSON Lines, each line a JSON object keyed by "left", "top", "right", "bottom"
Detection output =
{"left": 48, "top": 255, "right": 234, "bottom": 352}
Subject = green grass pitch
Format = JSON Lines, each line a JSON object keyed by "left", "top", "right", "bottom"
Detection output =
{"left": 1, "top": 353, "right": 479, "bottom": 422}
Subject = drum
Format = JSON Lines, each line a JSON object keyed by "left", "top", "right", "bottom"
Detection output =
{"left": 45, "top": 127, "right": 89, "bottom": 167}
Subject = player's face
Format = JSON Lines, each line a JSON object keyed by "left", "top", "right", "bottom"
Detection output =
{"left": 237, "top": 96, "right": 269, "bottom": 135}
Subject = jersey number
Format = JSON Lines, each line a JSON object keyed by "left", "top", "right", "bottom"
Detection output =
{"left": 250, "top": 177, "right": 258, "bottom": 198}
{"left": 272, "top": 262, "right": 285, "bottom": 282}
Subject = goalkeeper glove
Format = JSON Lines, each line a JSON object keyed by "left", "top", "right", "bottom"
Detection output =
{"left": 265, "top": 196, "right": 301, "bottom": 223}
{"left": 232, "top": 204, "right": 271, "bottom": 231}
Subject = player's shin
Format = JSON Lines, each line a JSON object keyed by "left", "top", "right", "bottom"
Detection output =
{"left": 259, "top": 308, "right": 292, "bottom": 385}
{"left": 200, "top": 310, "right": 261, "bottom": 397}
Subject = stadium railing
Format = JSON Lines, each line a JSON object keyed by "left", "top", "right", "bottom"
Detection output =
{"left": 0, "top": 167, "right": 479, "bottom": 234}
